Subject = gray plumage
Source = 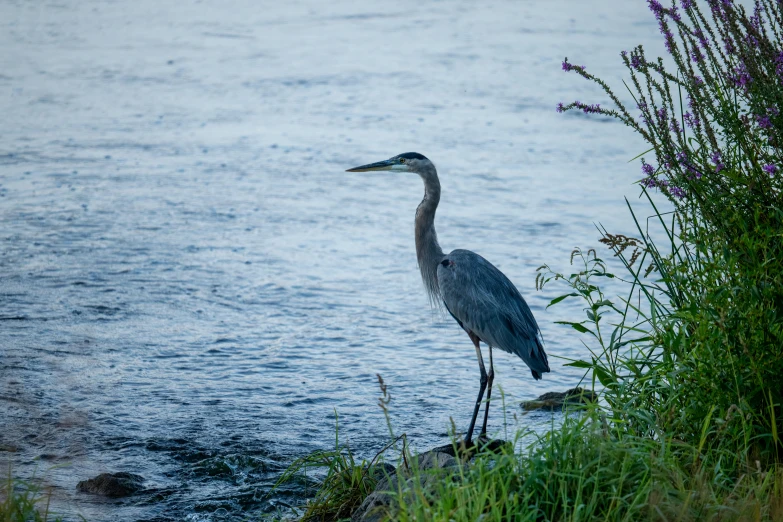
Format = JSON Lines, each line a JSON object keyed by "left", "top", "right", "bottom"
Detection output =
{"left": 347, "top": 152, "right": 549, "bottom": 445}
{"left": 438, "top": 249, "right": 549, "bottom": 379}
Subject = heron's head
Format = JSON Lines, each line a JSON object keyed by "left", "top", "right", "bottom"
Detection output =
{"left": 346, "top": 152, "right": 435, "bottom": 181}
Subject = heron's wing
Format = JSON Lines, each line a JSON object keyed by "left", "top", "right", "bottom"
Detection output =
{"left": 437, "top": 249, "right": 550, "bottom": 378}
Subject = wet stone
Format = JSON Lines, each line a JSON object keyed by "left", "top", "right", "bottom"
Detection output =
{"left": 77, "top": 472, "right": 144, "bottom": 498}
{"left": 520, "top": 387, "right": 598, "bottom": 411}
{"left": 352, "top": 440, "right": 505, "bottom": 522}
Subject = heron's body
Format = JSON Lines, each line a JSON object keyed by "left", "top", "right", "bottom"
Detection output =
{"left": 347, "top": 152, "right": 549, "bottom": 445}
{"left": 438, "top": 249, "right": 549, "bottom": 379}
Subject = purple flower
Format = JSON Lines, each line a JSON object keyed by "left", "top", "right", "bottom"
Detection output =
{"left": 710, "top": 151, "right": 725, "bottom": 173}
{"left": 684, "top": 112, "right": 700, "bottom": 129}
{"left": 776, "top": 51, "right": 783, "bottom": 82}
{"left": 670, "top": 5, "right": 682, "bottom": 22}
{"left": 575, "top": 101, "right": 601, "bottom": 114}
{"left": 664, "top": 31, "right": 675, "bottom": 53}
{"left": 556, "top": 102, "right": 565, "bottom": 113}
{"left": 763, "top": 164, "right": 777, "bottom": 175}
{"left": 562, "top": 59, "right": 585, "bottom": 72}
{"left": 694, "top": 29, "right": 710, "bottom": 49}
{"left": 757, "top": 115, "right": 772, "bottom": 129}
{"left": 768, "top": 106, "right": 780, "bottom": 116}
{"left": 693, "top": 75, "right": 704, "bottom": 86}
{"left": 671, "top": 119, "right": 682, "bottom": 134}
{"left": 710, "top": 0, "right": 729, "bottom": 22}
{"left": 648, "top": 0, "right": 664, "bottom": 15}
{"left": 670, "top": 186, "right": 687, "bottom": 199}
{"left": 750, "top": 3, "right": 763, "bottom": 32}
{"left": 691, "top": 48, "right": 703, "bottom": 62}
{"left": 631, "top": 53, "right": 643, "bottom": 69}
{"left": 725, "top": 39, "right": 736, "bottom": 55}
{"left": 657, "top": 107, "right": 668, "bottom": 121}
{"left": 731, "top": 63, "right": 752, "bottom": 90}
{"left": 681, "top": 0, "right": 694, "bottom": 9}
{"left": 642, "top": 177, "right": 657, "bottom": 188}
{"left": 676, "top": 151, "right": 688, "bottom": 163}
{"left": 642, "top": 161, "right": 655, "bottom": 176}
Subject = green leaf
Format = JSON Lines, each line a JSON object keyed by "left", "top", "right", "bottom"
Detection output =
{"left": 546, "top": 293, "right": 579, "bottom": 309}
{"left": 554, "top": 321, "right": 595, "bottom": 336}
{"left": 565, "top": 360, "right": 592, "bottom": 369}
{"left": 593, "top": 365, "right": 615, "bottom": 387}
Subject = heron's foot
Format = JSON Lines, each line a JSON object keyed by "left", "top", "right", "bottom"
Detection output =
{"left": 463, "top": 436, "right": 510, "bottom": 456}
{"left": 435, "top": 436, "right": 510, "bottom": 459}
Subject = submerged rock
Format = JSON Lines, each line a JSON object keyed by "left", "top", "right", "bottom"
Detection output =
{"left": 520, "top": 387, "right": 598, "bottom": 411}
{"left": 77, "top": 472, "right": 144, "bottom": 498}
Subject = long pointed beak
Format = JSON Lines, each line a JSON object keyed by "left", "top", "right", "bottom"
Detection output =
{"left": 346, "top": 159, "right": 394, "bottom": 172}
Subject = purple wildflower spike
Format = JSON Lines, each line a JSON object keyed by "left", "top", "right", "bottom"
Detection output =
{"left": 670, "top": 186, "right": 686, "bottom": 199}
{"left": 684, "top": 112, "right": 700, "bottom": 129}
{"left": 562, "top": 58, "right": 585, "bottom": 72}
{"left": 710, "top": 151, "right": 725, "bottom": 173}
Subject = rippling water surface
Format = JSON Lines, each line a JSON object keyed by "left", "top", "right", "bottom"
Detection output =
{"left": 2, "top": 1, "right": 664, "bottom": 520}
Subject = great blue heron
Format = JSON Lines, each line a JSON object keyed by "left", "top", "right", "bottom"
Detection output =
{"left": 347, "top": 152, "right": 550, "bottom": 445}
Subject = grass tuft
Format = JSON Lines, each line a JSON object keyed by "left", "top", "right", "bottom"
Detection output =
{"left": 0, "top": 468, "right": 63, "bottom": 522}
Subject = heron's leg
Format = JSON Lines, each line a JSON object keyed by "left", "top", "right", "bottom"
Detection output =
{"left": 464, "top": 332, "right": 487, "bottom": 446}
{"left": 480, "top": 345, "right": 495, "bottom": 437}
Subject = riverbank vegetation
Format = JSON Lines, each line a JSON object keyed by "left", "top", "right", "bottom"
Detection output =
{"left": 284, "top": 0, "right": 783, "bottom": 520}
{"left": 1, "top": 470, "right": 62, "bottom": 522}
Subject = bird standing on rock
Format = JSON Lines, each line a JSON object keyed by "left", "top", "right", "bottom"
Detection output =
{"left": 347, "top": 152, "right": 549, "bottom": 446}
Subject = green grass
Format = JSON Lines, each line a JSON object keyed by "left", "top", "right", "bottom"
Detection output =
{"left": 1, "top": 469, "right": 63, "bottom": 522}
{"left": 391, "top": 412, "right": 783, "bottom": 522}
{"left": 280, "top": 409, "right": 783, "bottom": 521}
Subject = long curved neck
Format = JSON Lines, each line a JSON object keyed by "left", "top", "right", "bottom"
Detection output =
{"left": 415, "top": 169, "right": 444, "bottom": 305}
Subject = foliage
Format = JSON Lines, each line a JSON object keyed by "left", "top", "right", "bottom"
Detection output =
{"left": 554, "top": 0, "right": 783, "bottom": 465}
{"left": 395, "top": 414, "right": 783, "bottom": 522}
{"left": 0, "top": 470, "right": 63, "bottom": 522}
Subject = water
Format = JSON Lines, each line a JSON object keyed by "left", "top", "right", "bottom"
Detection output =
{"left": 1, "top": 1, "right": 665, "bottom": 520}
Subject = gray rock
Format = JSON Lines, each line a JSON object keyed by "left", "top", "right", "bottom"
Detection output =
{"left": 414, "top": 449, "right": 458, "bottom": 471}
{"left": 352, "top": 440, "right": 505, "bottom": 522}
{"left": 77, "top": 472, "right": 144, "bottom": 498}
{"left": 520, "top": 387, "right": 598, "bottom": 411}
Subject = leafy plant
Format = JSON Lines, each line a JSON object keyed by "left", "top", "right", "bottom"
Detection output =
{"left": 555, "top": 0, "right": 783, "bottom": 465}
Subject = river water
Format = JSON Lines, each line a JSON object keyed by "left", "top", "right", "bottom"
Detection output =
{"left": 1, "top": 1, "right": 664, "bottom": 520}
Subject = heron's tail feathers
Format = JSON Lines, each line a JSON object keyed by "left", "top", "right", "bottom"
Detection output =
{"left": 526, "top": 336, "right": 550, "bottom": 380}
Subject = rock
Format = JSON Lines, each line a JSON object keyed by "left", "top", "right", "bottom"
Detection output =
{"left": 520, "top": 387, "right": 598, "bottom": 411}
{"left": 365, "top": 461, "right": 396, "bottom": 483}
{"left": 352, "top": 440, "right": 507, "bottom": 522}
{"left": 77, "top": 472, "right": 144, "bottom": 498}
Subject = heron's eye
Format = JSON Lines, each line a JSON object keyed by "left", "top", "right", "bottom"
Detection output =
{"left": 399, "top": 158, "right": 406, "bottom": 164}
{"left": 441, "top": 259, "right": 450, "bottom": 267}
